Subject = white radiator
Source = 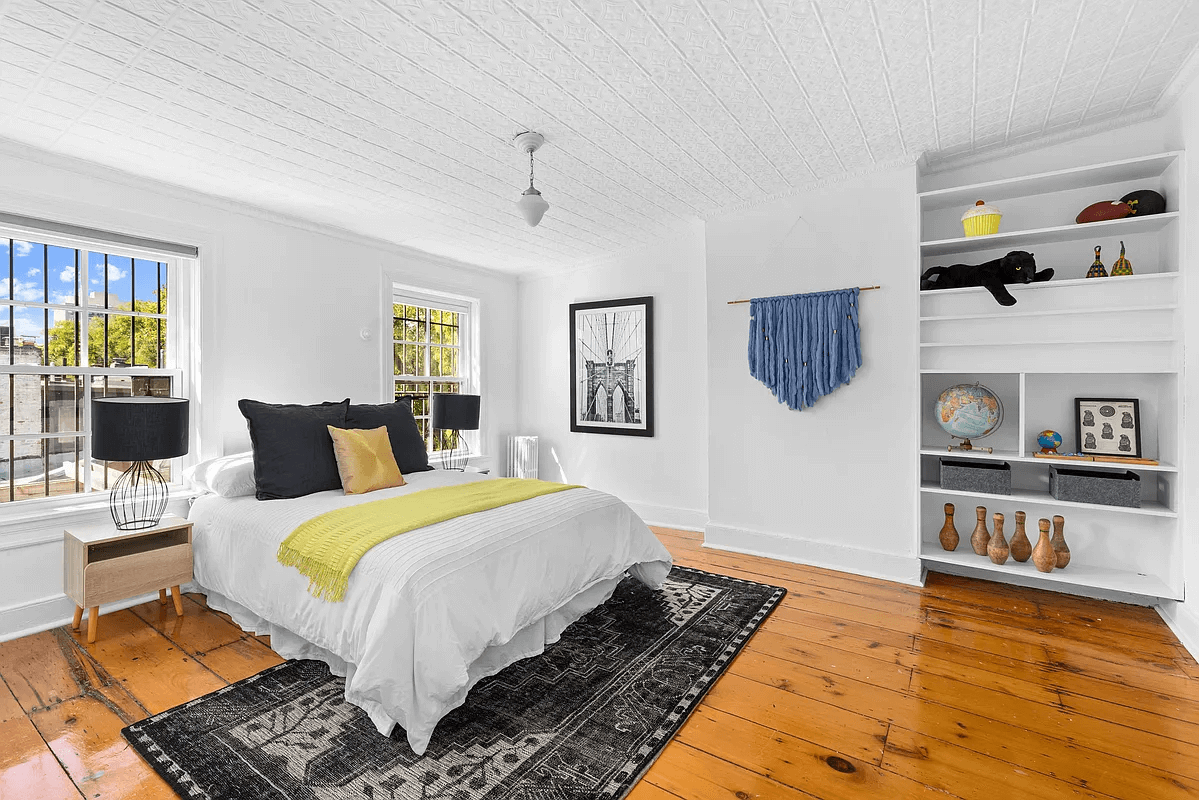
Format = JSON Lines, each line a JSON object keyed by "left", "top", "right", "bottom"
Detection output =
{"left": 506, "top": 435, "right": 538, "bottom": 479}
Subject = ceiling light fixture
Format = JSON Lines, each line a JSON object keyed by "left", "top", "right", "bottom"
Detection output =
{"left": 513, "top": 131, "right": 549, "bottom": 227}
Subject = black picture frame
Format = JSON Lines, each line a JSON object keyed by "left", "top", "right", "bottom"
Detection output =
{"left": 1075, "top": 397, "right": 1141, "bottom": 458}
{"left": 569, "top": 296, "right": 654, "bottom": 437}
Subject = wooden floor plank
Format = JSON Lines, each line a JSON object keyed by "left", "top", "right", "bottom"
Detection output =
{"left": 31, "top": 696, "right": 176, "bottom": 800}
{"left": 195, "top": 636, "right": 284, "bottom": 683}
{"left": 699, "top": 671, "right": 889, "bottom": 765}
{"left": 644, "top": 739, "right": 816, "bottom": 800}
{"left": 675, "top": 705, "right": 957, "bottom": 800}
{"left": 67, "top": 610, "right": 226, "bottom": 715}
{"left": 0, "top": 628, "right": 146, "bottom": 722}
{"left": 910, "top": 670, "right": 1199, "bottom": 779}
{"left": 1, "top": 525, "right": 1195, "bottom": 799}
{"left": 0, "top": 715, "right": 85, "bottom": 799}
{"left": 732, "top": 645, "right": 1199, "bottom": 800}
{"left": 127, "top": 595, "right": 246, "bottom": 655}
{"left": 883, "top": 725, "right": 1111, "bottom": 800}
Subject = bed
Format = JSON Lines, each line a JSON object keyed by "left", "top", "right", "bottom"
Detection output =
{"left": 188, "top": 468, "right": 673, "bottom": 755}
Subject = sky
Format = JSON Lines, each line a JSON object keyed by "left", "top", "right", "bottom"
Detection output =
{"left": 0, "top": 239, "right": 164, "bottom": 344}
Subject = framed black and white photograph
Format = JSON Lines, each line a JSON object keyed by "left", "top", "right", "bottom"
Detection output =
{"left": 569, "top": 296, "right": 654, "bottom": 437}
{"left": 1075, "top": 397, "right": 1141, "bottom": 458}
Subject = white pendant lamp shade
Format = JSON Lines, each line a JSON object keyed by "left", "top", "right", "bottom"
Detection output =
{"left": 513, "top": 131, "right": 549, "bottom": 227}
{"left": 516, "top": 188, "right": 549, "bottom": 227}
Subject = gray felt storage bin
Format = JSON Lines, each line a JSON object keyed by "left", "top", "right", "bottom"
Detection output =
{"left": 940, "top": 458, "right": 1011, "bottom": 495}
{"left": 1049, "top": 466, "right": 1141, "bottom": 508}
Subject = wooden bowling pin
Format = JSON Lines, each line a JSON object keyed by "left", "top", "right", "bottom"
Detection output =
{"left": 987, "top": 512, "right": 1009, "bottom": 565}
{"left": 971, "top": 506, "right": 989, "bottom": 556}
{"left": 1009, "top": 511, "right": 1032, "bottom": 562}
{"left": 1051, "top": 515, "right": 1070, "bottom": 569}
{"left": 1032, "top": 518, "right": 1056, "bottom": 573}
{"left": 939, "top": 503, "right": 959, "bottom": 551}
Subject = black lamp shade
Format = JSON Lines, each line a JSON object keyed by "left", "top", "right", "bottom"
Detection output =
{"left": 91, "top": 397, "right": 189, "bottom": 462}
{"left": 431, "top": 393, "right": 480, "bottom": 431}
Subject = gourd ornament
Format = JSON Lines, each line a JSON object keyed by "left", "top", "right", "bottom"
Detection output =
{"left": 987, "top": 512, "right": 1010, "bottom": 565}
{"left": 1009, "top": 511, "right": 1032, "bottom": 563}
{"left": 1086, "top": 245, "right": 1108, "bottom": 279}
{"left": 1111, "top": 241, "right": 1133, "bottom": 276}
{"left": 938, "top": 503, "right": 959, "bottom": 551}
{"left": 1032, "top": 519, "right": 1056, "bottom": 573}
{"left": 971, "top": 506, "right": 990, "bottom": 556}
{"left": 1051, "top": 515, "right": 1071, "bottom": 569}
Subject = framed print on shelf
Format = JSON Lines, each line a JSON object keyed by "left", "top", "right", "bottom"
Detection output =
{"left": 1075, "top": 397, "right": 1141, "bottom": 458}
{"left": 569, "top": 296, "right": 654, "bottom": 437}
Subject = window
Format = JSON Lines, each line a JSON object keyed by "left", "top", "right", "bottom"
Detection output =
{"left": 392, "top": 291, "right": 473, "bottom": 452}
{"left": 0, "top": 230, "right": 184, "bottom": 504}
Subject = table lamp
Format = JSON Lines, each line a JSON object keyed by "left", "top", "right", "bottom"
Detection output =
{"left": 431, "top": 393, "right": 480, "bottom": 471}
{"left": 91, "top": 396, "right": 189, "bottom": 530}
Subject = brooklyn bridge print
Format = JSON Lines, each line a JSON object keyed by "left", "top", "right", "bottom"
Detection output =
{"left": 568, "top": 296, "right": 654, "bottom": 437}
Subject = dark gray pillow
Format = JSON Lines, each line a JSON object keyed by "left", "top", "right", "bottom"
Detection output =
{"left": 238, "top": 398, "right": 349, "bottom": 500}
{"left": 345, "top": 399, "right": 432, "bottom": 474}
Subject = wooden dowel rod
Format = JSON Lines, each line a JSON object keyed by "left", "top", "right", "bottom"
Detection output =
{"left": 726, "top": 285, "right": 881, "bottom": 305}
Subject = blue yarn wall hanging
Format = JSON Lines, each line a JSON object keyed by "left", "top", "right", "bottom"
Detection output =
{"left": 747, "top": 288, "right": 862, "bottom": 411}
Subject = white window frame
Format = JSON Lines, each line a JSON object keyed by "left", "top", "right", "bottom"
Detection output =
{"left": 387, "top": 283, "right": 480, "bottom": 455}
{"left": 0, "top": 221, "right": 195, "bottom": 514}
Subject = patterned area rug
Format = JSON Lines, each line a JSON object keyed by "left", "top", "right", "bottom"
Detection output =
{"left": 123, "top": 566, "right": 784, "bottom": 799}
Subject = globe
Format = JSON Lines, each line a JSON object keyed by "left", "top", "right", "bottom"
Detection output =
{"left": 934, "top": 384, "right": 1003, "bottom": 444}
{"left": 1038, "top": 429, "right": 1063, "bottom": 454}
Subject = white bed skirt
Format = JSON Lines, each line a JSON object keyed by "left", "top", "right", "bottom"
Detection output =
{"left": 199, "top": 573, "right": 626, "bottom": 738}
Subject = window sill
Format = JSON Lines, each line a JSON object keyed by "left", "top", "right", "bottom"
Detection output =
{"left": 0, "top": 487, "right": 202, "bottom": 547}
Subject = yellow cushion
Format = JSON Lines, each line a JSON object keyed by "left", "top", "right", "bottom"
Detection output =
{"left": 327, "top": 425, "right": 406, "bottom": 495}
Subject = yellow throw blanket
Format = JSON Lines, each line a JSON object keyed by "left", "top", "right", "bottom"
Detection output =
{"left": 277, "top": 478, "right": 582, "bottom": 601}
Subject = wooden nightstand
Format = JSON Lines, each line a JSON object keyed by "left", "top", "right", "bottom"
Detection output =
{"left": 63, "top": 514, "right": 194, "bottom": 643}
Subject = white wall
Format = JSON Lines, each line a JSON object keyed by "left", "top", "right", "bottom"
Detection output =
{"left": 704, "top": 167, "right": 923, "bottom": 584}
{"left": 516, "top": 221, "right": 708, "bottom": 530}
{"left": 0, "top": 139, "right": 520, "bottom": 640}
{"left": 1160, "top": 76, "right": 1199, "bottom": 656}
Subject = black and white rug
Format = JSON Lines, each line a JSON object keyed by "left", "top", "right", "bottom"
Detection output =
{"left": 123, "top": 566, "right": 784, "bottom": 799}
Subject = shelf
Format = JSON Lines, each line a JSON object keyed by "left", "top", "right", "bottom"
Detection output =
{"left": 918, "top": 152, "right": 1181, "bottom": 211}
{"left": 919, "top": 547, "right": 1179, "bottom": 599}
{"left": 919, "top": 212, "right": 1179, "bottom": 257}
{"left": 918, "top": 271, "right": 1177, "bottom": 298}
{"left": 919, "top": 304, "right": 1177, "bottom": 322}
{"left": 919, "top": 481, "right": 1176, "bottom": 517}
{"left": 921, "top": 367, "right": 1180, "bottom": 374}
{"left": 919, "top": 448, "right": 1178, "bottom": 473}
{"left": 920, "top": 337, "right": 1174, "bottom": 348}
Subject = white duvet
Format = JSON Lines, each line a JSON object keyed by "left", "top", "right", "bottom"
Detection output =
{"left": 188, "top": 470, "right": 672, "bottom": 755}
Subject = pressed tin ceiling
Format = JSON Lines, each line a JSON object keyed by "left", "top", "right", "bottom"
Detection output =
{"left": 0, "top": 1, "right": 1196, "bottom": 272}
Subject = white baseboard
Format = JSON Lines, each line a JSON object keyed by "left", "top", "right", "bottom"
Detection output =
{"left": 0, "top": 588, "right": 179, "bottom": 643}
{"left": 627, "top": 502, "right": 708, "bottom": 533}
{"left": 1157, "top": 600, "right": 1199, "bottom": 661}
{"left": 704, "top": 523, "right": 923, "bottom": 586}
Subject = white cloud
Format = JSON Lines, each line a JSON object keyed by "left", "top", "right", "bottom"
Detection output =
{"left": 27, "top": 267, "right": 40, "bottom": 277}
{"left": 59, "top": 267, "right": 73, "bottom": 283}
{"left": 107, "top": 264, "right": 127, "bottom": 282}
{"left": 50, "top": 291, "right": 75, "bottom": 306}
{"left": 5, "top": 278, "right": 43, "bottom": 303}
{"left": 13, "top": 241, "right": 32, "bottom": 257}
{"left": 12, "top": 308, "right": 43, "bottom": 338}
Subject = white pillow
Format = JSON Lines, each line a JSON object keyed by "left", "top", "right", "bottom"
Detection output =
{"left": 185, "top": 452, "right": 256, "bottom": 498}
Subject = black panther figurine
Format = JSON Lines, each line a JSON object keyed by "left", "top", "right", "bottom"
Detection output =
{"left": 920, "top": 251, "right": 1052, "bottom": 306}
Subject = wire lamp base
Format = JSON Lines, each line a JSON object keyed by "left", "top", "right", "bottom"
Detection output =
{"left": 438, "top": 430, "right": 470, "bottom": 471}
{"left": 110, "top": 460, "right": 169, "bottom": 531}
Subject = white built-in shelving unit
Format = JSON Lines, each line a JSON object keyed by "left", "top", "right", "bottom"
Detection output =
{"left": 915, "top": 152, "right": 1185, "bottom": 601}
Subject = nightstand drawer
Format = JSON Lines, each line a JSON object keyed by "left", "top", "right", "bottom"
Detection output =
{"left": 82, "top": 543, "right": 193, "bottom": 607}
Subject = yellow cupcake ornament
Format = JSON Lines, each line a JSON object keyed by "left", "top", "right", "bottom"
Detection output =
{"left": 962, "top": 200, "right": 1001, "bottom": 237}
{"left": 1111, "top": 241, "right": 1133, "bottom": 276}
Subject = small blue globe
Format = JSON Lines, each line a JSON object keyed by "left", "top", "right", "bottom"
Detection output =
{"left": 1038, "top": 429, "right": 1063, "bottom": 453}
